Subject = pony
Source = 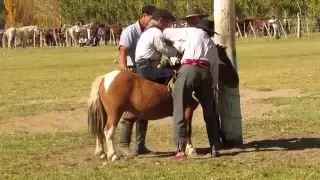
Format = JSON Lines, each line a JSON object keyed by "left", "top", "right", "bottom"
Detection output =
{"left": 87, "top": 45, "right": 239, "bottom": 161}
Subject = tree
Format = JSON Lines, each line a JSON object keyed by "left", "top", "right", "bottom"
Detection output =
{"left": 0, "top": 0, "right": 5, "bottom": 28}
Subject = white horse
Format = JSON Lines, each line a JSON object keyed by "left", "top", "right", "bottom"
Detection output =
{"left": 65, "top": 25, "right": 79, "bottom": 46}
{"left": 2, "top": 27, "right": 17, "bottom": 48}
{"left": 64, "top": 23, "right": 94, "bottom": 47}
{"left": 15, "top": 26, "right": 39, "bottom": 48}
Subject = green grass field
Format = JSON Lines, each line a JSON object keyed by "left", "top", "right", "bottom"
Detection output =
{"left": 1, "top": 35, "right": 320, "bottom": 179}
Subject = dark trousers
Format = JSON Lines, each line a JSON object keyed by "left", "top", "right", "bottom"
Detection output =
{"left": 173, "top": 65, "right": 220, "bottom": 152}
{"left": 119, "top": 118, "right": 148, "bottom": 150}
{"left": 136, "top": 63, "right": 174, "bottom": 84}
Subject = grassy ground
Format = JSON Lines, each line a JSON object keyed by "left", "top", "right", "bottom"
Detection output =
{"left": 1, "top": 35, "right": 320, "bottom": 179}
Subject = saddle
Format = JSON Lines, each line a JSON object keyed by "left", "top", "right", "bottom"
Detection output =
{"left": 166, "top": 61, "right": 200, "bottom": 103}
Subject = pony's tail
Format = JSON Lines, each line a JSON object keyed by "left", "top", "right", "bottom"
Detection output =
{"left": 88, "top": 75, "right": 107, "bottom": 141}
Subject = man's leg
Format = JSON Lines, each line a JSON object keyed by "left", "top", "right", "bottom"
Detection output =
{"left": 118, "top": 113, "right": 137, "bottom": 158}
{"left": 173, "top": 66, "right": 195, "bottom": 158}
{"left": 154, "top": 67, "right": 174, "bottom": 84}
{"left": 173, "top": 70, "right": 187, "bottom": 154}
{"left": 136, "top": 119, "right": 152, "bottom": 154}
{"left": 197, "top": 71, "right": 221, "bottom": 157}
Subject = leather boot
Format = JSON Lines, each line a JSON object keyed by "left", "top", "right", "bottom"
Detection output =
{"left": 136, "top": 119, "right": 153, "bottom": 154}
{"left": 118, "top": 118, "right": 136, "bottom": 158}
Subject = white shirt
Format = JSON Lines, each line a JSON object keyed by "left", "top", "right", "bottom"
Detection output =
{"left": 269, "top": 19, "right": 279, "bottom": 29}
{"left": 118, "top": 21, "right": 142, "bottom": 66}
{"left": 75, "top": 25, "right": 81, "bottom": 33}
{"left": 135, "top": 23, "right": 178, "bottom": 62}
{"left": 163, "top": 27, "right": 219, "bottom": 88}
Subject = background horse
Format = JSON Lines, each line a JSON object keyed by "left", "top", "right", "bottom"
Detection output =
{"left": 15, "top": 25, "right": 39, "bottom": 48}
{"left": 65, "top": 23, "right": 92, "bottom": 46}
{"left": 87, "top": 46, "right": 239, "bottom": 161}
{"left": 2, "top": 27, "right": 16, "bottom": 48}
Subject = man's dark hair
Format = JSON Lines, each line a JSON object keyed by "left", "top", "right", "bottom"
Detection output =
{"left": 152, "top": 9, "right": 176, "bottom": 21}
{"left": 142, "top": 5, "right": 157, "bottom": 15}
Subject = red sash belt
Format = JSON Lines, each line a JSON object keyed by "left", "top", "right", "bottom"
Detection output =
{"left": 182, "top": 59, "right": 209, "bottom": 69}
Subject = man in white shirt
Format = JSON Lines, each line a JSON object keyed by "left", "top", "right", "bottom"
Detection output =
{"left": 163, "top": 19, "right": 221, "bottom": 160}
{"left": 169, "top": 8, "right": 209, "bottom": 65}
{"left": 268, "top": 16, "right": 280, "bottom": 38}
{"left": 183, "top": 8, "right": 209, "bottom": 27}
{"left": 135, "top": 9, "right": 182, "bottom": 84}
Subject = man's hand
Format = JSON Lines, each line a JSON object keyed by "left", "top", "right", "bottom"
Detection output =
{"left": 119, "top": 62, "right": 130, "bottom": 71}
{"left": 119, "top": 46, "right": 129, "bottom": 71}
{"left": 176, "top": 51, "right": 183, "bottom": 59}
{"left": 164, "top": 39, "right": 174, "bottom": 46}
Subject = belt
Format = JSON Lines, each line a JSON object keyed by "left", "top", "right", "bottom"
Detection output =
{"left": 127, "top": 66, "right": 137, "bottom": 73}
{"left": 136, "top": 59, "right": 161, "bottom": 68}
{"left": 182, "top": 59, "right": 209, "bottom": 69}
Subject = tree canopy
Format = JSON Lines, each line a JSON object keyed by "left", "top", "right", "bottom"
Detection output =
{"left": 2, "top": 0, "right": 320, "bottom": 28}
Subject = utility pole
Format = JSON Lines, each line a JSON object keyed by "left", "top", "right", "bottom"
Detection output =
{"left": 214, "top": 0, "right": 243, "bottom": 147}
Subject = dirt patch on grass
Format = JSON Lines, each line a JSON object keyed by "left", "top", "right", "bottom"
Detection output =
{"left": 0, "top": 88, "right": 301, "bottom": 134}
{"left": 0, "top": 108, "right": 87, "bottom": 134}
{"left": 240, "top": 88, "right": 301, "bottom": 120}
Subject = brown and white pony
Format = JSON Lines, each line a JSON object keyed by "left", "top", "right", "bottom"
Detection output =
{"left": 88, "top": 46, "right": 239, "bottom": 161}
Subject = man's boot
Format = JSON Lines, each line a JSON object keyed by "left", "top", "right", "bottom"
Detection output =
{"left": 118, "top": 119, "right": 136, "bottom": 158}
{"left": 136, "top": 119, "right": 153, "bottom": 155}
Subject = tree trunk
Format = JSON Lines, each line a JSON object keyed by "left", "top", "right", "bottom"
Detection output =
{"left": 214, "top": 0, "right": 243, "bottom": 147}
{"left": 297, "top": 13, "right": 302, "bottom": 38}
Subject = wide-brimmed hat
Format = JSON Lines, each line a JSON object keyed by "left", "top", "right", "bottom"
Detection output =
{"left": 183, "top": 8, "right": 209, "bottom": 19}
{"left": 152, "top": 9, "right": 176, "bottom": 21}
{"left": 196, "top": 19, "right": 219, "bottom": 36}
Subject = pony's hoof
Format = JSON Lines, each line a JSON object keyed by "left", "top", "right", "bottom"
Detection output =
{"left": 100, "top": 153, "right": 107, "bottom": 160}
{"left": 95, "top": 149, "right": 103, "bottom": 155}
{"left": 111, "top": 154, "right": 119, "bottom": 161}
{"left": 211, "top": 151, "right": 221, "bottom": 158}
{"left": 108, "top": 153, "right": 120, "bottom": 161}
{"left": 185, "top": 144, "right": 196, "bottom": 155}
{"left": 95, "top": 146, "right": 105, "bottom": 154}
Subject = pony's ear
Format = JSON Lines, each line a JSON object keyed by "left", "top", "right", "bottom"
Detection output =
{"left": 216, "top": 44, "right": 227, "bottom": 50}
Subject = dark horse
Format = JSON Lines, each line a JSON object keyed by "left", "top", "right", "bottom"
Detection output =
{"left": 87, "top": 45, "right": 239, "bottom": 161}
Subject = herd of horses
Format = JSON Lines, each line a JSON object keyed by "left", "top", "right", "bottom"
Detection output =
{"left": 0, "top": 23, "right": 123, "bottom": 48}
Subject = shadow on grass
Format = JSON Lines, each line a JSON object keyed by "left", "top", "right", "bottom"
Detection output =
{"left": 196, "top": 138, "right": 320, "bottom": 157}
{"left": 242, "top": 137, "right": 320, "bottom": 150}
{"left": 137, "top": 151, "right": 176, "bottom": 159}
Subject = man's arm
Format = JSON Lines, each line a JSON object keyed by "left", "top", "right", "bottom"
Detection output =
{"left": 163, "top": 28, "right": 187, "bottom": 42}
{"left": 118, "top": 28, "right": 132, "bottom": 70}
{"left": 163, "top": 28, "right": 188, "bottom": 54}
{"left": 153, "top": 29, "right": 181, "bottom": 58}
{"left": 118, "top": 46, "right": 128, "bottom": 70}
